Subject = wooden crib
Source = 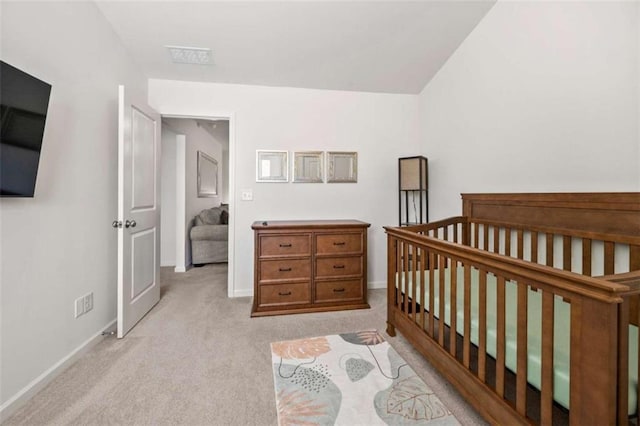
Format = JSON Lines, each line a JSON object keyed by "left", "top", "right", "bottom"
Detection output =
{"left": 384, "top": 193, "right": 640, "bottom": 425}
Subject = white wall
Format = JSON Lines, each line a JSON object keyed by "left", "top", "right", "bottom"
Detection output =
{"left": 419, "top": 1, "right": 640, "bottom": 220}
{"left": 160, "top": 125, "right": 178, "bottom": 266}
{"left": 0, "top": 1, "right": 146, "bottom": 417}
{"left": 163, "top": 118, "right": 223, "bottom": 267}
{"left": 149, "top": 81, "right": 420, "bottom": 295}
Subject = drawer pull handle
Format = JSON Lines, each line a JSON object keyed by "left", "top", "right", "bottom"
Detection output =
{"left": 278, "top": 291, "right": 292, "bottom": 296}
{"left": 279, "top": 267, "right": 292, "bottom": 272}
{"left": 333, "top": 288, "right": 345, "bottom": 293}
{"left": 333, "top": 265, "right": 345, "bottom": 269}
{"left": 333, "top": 242, "right": 346, "bottom": 246}
{"left": 279, "top": 243, "right": 292, "bottom": 248}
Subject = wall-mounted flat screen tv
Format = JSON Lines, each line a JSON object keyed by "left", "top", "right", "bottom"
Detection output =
{"left": 1, "top": 61, "right": 52, "bottom": 197}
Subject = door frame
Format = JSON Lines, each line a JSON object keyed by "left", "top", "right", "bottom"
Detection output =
{"left": 161, "top": 112, "right": 236, "bottom": 298}
{"left": 174, "top": 133, "right": 187, "bottom": 273}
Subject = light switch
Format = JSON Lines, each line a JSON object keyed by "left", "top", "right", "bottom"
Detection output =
{"left": 241, "top": 189, "right": 253, "bottom": 201}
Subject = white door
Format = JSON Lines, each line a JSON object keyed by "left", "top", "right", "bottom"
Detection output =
{"left": 116, "top": 85, "right": 161, "bottom": 338}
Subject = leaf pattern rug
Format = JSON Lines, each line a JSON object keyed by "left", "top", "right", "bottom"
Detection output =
{"left": 271, "top": 330, "right": 460, "bottom": 426}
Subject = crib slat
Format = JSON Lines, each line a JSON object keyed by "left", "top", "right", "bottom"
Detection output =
{"left": 496, "top": 276, "right": 506, "bottom": 397}
{"left": 438, "top": 255, "right": 446, "bottom": 347}
{"left": 629, "top": 249, "right": 640, "bottom": 328}
{"left": 473, "top": 223, "right": 479, "bottom": 249}
{"left": 604, "top": 241, "right": 614, "bottom": 275}
{"left": 462, "top": 220, "right": 469, "bottom": 246}
{"left": 637, "top": 301, "right": 640, "bottom": 420}
{"left": 478, "top": 269, "right": 487, "bottom": 382}
{"left": 517, "top": 229, "right": 524, "bottom": 260}
{"left": 483, "top": 224, "right": 489, "bottom": 251}
{"left": 463, "top": 264, "right": 471, "bottom": 368}
{"left": 505, "top": 228, "right": 511, "bottom": 257}
{"left": 429, "top": 252, "right": 435, "bottom": 337}
{"left": 563, "top": 236, "right": 572, "bottom": 271}
{"left": 531, "top": 231, "right": 539, "bottom": 263}
{"left": 420, "top": 248, "right": 427, "bottom": 332}
{"left": 516, "top": 283, "right": 528, "bottom": 416}
{"left": 396, "top": 240, "right": 401, "bottom": 308}
{"left": 618, "top": 300, "right": 629, "bottom": 426}
{"left": 453, "top": 223, "right": 459, "bottom": 244}
{"left": 541, "top": 291, "right": 554, "bottom": 425}
{"left": 388, "top": 237, "right": 397, "bottom": 337}
{"left": 411, "top": 247, "right": 417, "bottom": 323}
{"left": 449, "top": 261, "right": 457, "bottom": 357}
{"left": 582, "top": 239, "right": 592, "bottom": 276}
{"left": 630, "top": 245, "right": 640, "bottom": 270}
{"left": 403, "top": 242, "right": 409, "bottom": 314}
{"left": 443, "top": 226, "right": 449, "bottom": 243}
{"left": 494, "top": 226, "right": 500, "bottom": 254}
{"left": 546, "top": 233, "right": 554, "bottom": 267}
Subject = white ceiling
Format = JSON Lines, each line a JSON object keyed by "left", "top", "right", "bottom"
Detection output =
{"left": 95, "top": 1, "right": 495, "bottom": 94}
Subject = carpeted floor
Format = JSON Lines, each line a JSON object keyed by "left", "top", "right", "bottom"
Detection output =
{"left": 5, "top": 264, "right": 486, "bottom": 425}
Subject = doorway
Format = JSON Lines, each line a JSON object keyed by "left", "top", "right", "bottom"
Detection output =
{"left": 159, "top": 115, "right": 235, "bottom": 297}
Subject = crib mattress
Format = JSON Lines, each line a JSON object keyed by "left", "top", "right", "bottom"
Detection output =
{"left": 395, "top": 267, "right": 638, "bottom": 413}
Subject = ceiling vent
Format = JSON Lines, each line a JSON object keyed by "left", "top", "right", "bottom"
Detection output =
{"left": 165, "top": 46, "right": 212, "bottom": 65}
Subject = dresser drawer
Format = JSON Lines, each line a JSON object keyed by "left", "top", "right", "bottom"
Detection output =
{"left": 259, "top": 283, "right": 311, "bottom": 307}
{"left": 316, "top": 233, "right": 362, "bottom": 255}
{"left": 260, "top": 259, "right": 310, "bottom": 282}
{"left": 316, "top": 257, "right": 362, "bottom": 278}
{"left": 315, "top": 279, "right": 363, "bottom": 303}
{"left": 259, "top": 234, "right": 310, "bottom": 258}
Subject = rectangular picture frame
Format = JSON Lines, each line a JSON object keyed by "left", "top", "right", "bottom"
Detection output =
{"left": 256, "top": 150, "right": 289, "bottom": 182}
{"left": 327, "top": 151, "right": 357, "bottom": 183}
{"left": 292, "top": 151, "right": 324, "bottom": 183}
{"left": 197, "top": 150, "right": 218, "bottom": 197}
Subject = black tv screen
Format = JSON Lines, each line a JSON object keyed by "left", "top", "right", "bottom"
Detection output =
{"left": 0, "top": 61, "right": 52, "bottom": 197}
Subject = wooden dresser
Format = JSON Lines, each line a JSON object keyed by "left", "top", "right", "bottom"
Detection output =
{"left": 251, "top": 220, "right": 370, "bottom": 317}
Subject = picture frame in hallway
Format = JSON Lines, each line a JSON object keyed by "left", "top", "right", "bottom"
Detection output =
{"left": 256, "top": 150, "right": 288, "bottom": 182}
{"left": 197, "top": 151, "right": 218, "bottom": 197}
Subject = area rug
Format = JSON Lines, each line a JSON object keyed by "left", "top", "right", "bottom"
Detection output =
{"left": 271, "top": 330, "right": 460, "bottom": 425}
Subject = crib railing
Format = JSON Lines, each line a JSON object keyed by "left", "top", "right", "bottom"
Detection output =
{"left": 386, "top": 219, "right": 640, "bottom": 425}
{"left": 466, "top": 219, "right": 640, "bottom": 276}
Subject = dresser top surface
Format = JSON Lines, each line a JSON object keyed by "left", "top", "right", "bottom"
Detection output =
{"left": 251, "top": 220, "right": 370, "bottom": 230}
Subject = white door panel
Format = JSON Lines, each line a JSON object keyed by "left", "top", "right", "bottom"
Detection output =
{"left": 131, "top": 108, "right": 156, "bottom": 210}
{"left": 131, "top": 228, "right": 156, "bottom": 300}
{"left": 117, "top": 85, "right": 161, "bottom": 338}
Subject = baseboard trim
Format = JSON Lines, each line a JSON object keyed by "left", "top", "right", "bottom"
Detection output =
{"left": 174, "top": 264, "right": 192, "bottom": 273}
{"left": 0, "top": 319, "right": 117, "bottom": 422}
{"left": 368, "top": 280, "right": 386, "bottom": 290}
{"left": 233, "top": 289, "right": 253, "bottom": 298}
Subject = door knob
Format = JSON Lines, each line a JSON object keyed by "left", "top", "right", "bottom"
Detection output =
{"left": 112, "top": 220, "right": 122, "bottom": 228}
{"left": 125, "top": 220, "right": 137, "bottom": 228}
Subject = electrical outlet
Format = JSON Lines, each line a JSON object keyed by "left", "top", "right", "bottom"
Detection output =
{"left": 241, "top": 189, "right": 253, "bottom": 201}
{"left": 75, "top": 297, "right": 84, "bottom": 318}
{"left": 84, "top": 292, "right": 93, "bottom": 313}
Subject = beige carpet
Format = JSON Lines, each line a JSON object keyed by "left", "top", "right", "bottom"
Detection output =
{"left": 5, "top": 264, "right": 485, "bottom": 425}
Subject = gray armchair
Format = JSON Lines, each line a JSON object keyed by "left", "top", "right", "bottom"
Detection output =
{"left": 190, "top": 205, "right": 228, "bottom": 265}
